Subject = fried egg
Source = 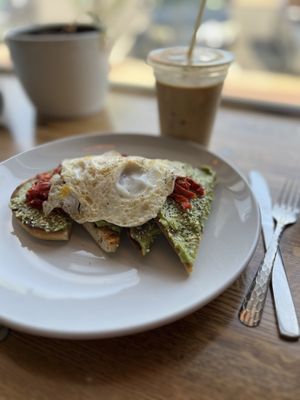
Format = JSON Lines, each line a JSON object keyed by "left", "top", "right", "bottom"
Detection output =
{"left": 43, "top": 151, "right": 181, "bottom": 227}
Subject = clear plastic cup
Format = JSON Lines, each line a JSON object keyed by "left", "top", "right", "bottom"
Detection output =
{"left": 147, "top": 46, "right": 233, "bottom": 146}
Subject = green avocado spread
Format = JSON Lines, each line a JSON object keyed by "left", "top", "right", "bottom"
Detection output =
{"left": 130, "top": 220, "right": 161, "bottom": 256}
{"left": 157, "top": 165, "right": 216, "bottom": 267}
{"left": 130, "top": 164, "right": 215, "bottom": 261}
{"left": 9, "top": 181, "right": 71, "bottom": 232}
{"left": 94, "top": 220, "right": 122, "bottom": 233}
{"left": 10, "top": 164, "right": 215, "bottom": 257}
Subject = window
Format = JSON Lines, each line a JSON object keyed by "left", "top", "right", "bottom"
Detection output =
{"left": 1, "top": 0, "right": 299, "bottom": 109}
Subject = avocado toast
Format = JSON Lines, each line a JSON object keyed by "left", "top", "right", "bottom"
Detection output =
{"left": 128, "top": 163, "right": 215, "bottom": 272}
{"left": 9, "top": 153, "right": 216, "bottom": 274}
{"left": 10, "top": 178, "right": 73, "bottom": 240}
{"left": 157, "top": 166, "right": 215, "bottom": 273}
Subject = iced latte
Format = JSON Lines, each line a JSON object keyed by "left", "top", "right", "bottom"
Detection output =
{"left": 147, "top": 47, "right": 233, "bottom": 146}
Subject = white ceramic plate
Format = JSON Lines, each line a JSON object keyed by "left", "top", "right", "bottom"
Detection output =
{"left": 0, "top": 134, "right": 260, "bottom": 339}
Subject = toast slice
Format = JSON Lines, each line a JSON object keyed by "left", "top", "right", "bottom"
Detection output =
{"left": 157, "top": 166, "right": 216, "bottom": 273}
{"left": 10, "top": 179, "right": 72, "bottom": 240}
{"left": 82, "top": 221, "right": 121, "bottom": 253}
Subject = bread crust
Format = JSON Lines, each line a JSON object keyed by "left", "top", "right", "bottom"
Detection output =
{"left": 13, "top": 214, "right": 71, "bottom": 240}
{"left": 83, "top": 222, "right": 120, "bottom": 253}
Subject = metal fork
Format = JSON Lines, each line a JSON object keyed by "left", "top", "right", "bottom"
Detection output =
{"left": 239, "top": 179, "right": 300, "bottom": 327}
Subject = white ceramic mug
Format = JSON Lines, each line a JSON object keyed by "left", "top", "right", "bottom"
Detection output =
{"left": 5, "top": 24, "right": 109, "bottom": 119}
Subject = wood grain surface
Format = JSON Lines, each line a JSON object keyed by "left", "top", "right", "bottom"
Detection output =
{"left": 0, "top": 74, "right": 300, "bottom": 400}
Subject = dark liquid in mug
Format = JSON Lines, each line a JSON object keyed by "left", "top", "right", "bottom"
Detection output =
{"left": 156, "top": 82, "right": 223, "bottom": 145}
{"left": 26, "top": 25, "right": 102, "bottom": 35}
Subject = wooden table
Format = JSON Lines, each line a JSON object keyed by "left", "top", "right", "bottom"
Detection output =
{"left": 0, "top": 74, "right": 300, "bottom": 400}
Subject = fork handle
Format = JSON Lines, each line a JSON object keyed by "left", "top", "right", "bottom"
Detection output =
{"left": 239, "top": 222, "right": 284, "bottom": 327}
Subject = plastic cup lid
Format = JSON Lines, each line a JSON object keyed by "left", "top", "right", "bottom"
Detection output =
{"left": 147, "top": 46, "right": 233, "bottom": 69}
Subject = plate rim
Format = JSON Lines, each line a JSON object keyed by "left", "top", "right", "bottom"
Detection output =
{"left": 0, "top": 132, "right": 260, "bottom": 339}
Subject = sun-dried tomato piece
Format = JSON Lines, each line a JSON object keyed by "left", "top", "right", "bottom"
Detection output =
{"left": 169, "top": 176, "right": 205, "bottom": 210}
{"left": 187, "top": 178, "right": 205, "bottom": 196}
{"left": 170, "top": 194, "right": 191, "bottom": 209}
{"left": 36, "top": 172, "right": 52, "bottom": 181}
{"left": 26, "top": 166, "right": 61, "bottom": 209}
{"left": 27, "top": 198, "right": 44, "bottom": 208}
{"left": 174, "top": 182, "right": 196, "bottom": 199}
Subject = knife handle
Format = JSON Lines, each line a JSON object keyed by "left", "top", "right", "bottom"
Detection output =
{"left": 272, "top": 249, "right": 300, "bottom": 340}
{"left": 239, "top": 223, "right": 283, "bottom": 327}
{"left": 249, "top": 170, "right": 299, "bottom": 339}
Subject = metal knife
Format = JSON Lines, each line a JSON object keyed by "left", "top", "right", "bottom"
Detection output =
{"left": 249, "top": 171, "right": 300, "bottom": 339}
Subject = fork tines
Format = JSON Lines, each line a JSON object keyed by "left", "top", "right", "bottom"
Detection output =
{"left": 277, "top": 179, "right": 300, "bottom": 211}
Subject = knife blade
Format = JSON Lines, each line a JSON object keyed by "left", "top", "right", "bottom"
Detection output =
{"left": 249, "top": 171, "right": 300, "bottom": 339}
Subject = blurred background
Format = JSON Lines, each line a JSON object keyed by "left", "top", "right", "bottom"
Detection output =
{"left": 0, "top": 0, "right": 299, "bottom": 109}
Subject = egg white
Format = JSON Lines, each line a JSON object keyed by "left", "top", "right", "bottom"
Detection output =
{"left": 44, "top": 151, "right": 182, "bottom": 227}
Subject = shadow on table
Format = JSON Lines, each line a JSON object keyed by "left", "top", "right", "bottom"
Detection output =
{"left": 34, "top": 108, "right": 114, "bottom": 146}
